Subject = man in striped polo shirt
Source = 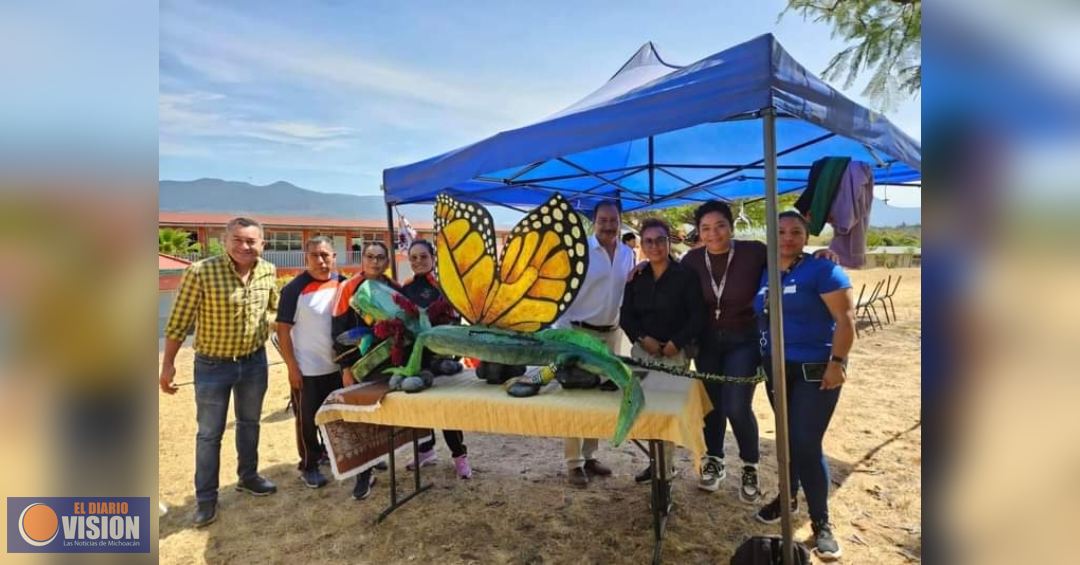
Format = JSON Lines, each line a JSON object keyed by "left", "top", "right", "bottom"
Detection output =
{"left": 160, "top": 217, "right": 280, "bottom": 527}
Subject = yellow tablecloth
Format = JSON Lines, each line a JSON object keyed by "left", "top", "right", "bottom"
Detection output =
{"left": 316, "top": 368, "right": 712, "bottom": 466}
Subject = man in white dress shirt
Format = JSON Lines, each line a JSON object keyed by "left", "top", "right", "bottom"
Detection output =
{"left": 555, "top": 200, "right": 637, "bottom": 488}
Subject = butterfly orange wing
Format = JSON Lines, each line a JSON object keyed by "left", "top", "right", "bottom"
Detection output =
{"left": 433, "top": 193, "right": 498, "bottom": 325}
{"left": 479, "top": 193, "right": 589, "bottom": 332}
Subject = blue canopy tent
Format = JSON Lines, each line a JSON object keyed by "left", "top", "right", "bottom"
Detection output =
{"left": 381, "top": 33, "right": 920, "bottom": 564}
{"left": 383, "top": 33, "right": 919, "bottom": 213}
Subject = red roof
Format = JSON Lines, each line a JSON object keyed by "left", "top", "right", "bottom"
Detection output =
{"left": 159, "top": 253, "right": 192, "bottom": 270}
{"left": 159, "top": 211, "right": 438, "bottom": 231}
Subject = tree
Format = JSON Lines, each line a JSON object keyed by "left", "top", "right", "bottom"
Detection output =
{"left": 204, "top": 238, "right": 225, "bottom": 257}
{"left": 783, "top": 0, "right": 921, "bottom": 111}
{"left": 625, "top": 205, "right": 696, "bottom": 236}
{"left": 623, "top": 194, "right": 801, "bottom": 240}
{"left": 159, "top": 228, "right": 200, "bottom": 255}
{"left": 737, "top": 194, "right": 801, "bottom": 227}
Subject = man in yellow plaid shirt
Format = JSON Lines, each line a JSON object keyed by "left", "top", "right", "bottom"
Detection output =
{"left": 160, "top": 217, "right": 280, "bottom": 527}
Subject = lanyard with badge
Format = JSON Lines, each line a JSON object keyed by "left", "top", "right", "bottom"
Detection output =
{"left": 703, "top": 241, "right": 735, "bottom": 320}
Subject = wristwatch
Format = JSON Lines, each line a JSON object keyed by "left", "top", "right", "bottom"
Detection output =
{"left": 829, "top": 355, "right": 847, "bottom": 368}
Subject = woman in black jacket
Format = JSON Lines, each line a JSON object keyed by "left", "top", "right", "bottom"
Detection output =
{"left": 400, "top": 239, "right": 472, "bottom": 479}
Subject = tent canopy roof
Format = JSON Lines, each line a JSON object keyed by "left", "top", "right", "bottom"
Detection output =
{"left": 383, "top": 33, "right": 921, "bottom": 213}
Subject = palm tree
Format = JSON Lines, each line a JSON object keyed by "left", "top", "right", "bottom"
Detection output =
{"left": 159, "top": 228, "right": 200, "bottom": 256}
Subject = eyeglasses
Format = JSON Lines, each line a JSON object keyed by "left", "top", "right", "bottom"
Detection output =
{"left": 307, "top": 252, "right": 334, "bottom": 260}
{"left": 641, "top": 236, "right": 670, "bottom": 247}
{"left": 364, "top": 254, "right": 387, "bottom": 261}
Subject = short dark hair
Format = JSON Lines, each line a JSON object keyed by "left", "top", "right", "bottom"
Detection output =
{"left": 363, "top": 240, "right": 390, "bottom": 256}
{"left": 305, "top": 235, "right": 334, "bottom": 251}
{"left": 226, "top": 216, "right": 263, "bottom": 236}
{"left": 693, "top": 200, "right": 733, "bottom": 229}
{"left": 621, "top": 232, "right": 637, "bottom": 243}
{"left": 408, "top": 239, "right": 435, "bottom": 255}
{"left": 591, "top": 199, "right": 621, "bottom": 219}
{"left": 639, "top": 217, "right": 671, "bottom": 237}
{"left": 778, "top": 211, "right": 810, "bottom": 230}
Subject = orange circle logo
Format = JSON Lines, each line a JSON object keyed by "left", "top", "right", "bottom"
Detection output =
{"left": 19, "top": 503, "right": 59, "bottom": 546}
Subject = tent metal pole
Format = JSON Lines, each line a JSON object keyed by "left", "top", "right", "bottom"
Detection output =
{"left": 762, "top": 107, "right": 795, "bottom": 565}
{"left": 385, "top": 202, "right": 398, "bottom": 282}
{"left": 648, "top": 136, "right": 655, "bottom": 203}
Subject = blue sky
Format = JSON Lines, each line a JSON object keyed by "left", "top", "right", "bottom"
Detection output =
{"left": 160, "top": 0, "right": 921, "bottom": 205}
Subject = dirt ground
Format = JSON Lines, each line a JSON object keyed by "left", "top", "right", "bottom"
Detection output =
{"left": 159, "top": 267, "right": 921, "bottom": 564}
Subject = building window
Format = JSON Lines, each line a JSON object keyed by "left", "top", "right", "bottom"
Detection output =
{"left": 265, "top": 231, "right": 303, "bottom": 251}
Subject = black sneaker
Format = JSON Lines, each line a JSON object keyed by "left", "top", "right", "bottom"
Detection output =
{"left": 235, "top": 475, "right": 277, "bottom": 496}
{"left": 300, "top": 468, "right": 328, "bottom": 489}
{"left": 635, "top": 464, "right": 677, "bottom": 483}
{"left": 740, "top": 465, "right": 761, "bottom": 502}
{"left": 812, "top": 520, "right": 843, "bottom": 561}
{"left": 697, "top": 456, "right": 725, "bottom": 492}
{"left": 755, "top": 495, "right": 798, "bottom": 524}
{"left": 352, "top": 473, "right": 377, "bottom": 500}
{"left": 192, "top": 501, "right": 217, "bottom": 527}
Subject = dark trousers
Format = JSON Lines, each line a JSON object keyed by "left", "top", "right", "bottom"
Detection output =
{"left": 193, "top": 348, "right": 268, "bottom": 503}
{"left": 764, "top": 360, "right": 842, "bottom": 523}
{"left": 695, "top": 329, "right": 761, "bottom": 463}
{"left": 417, "top": 350, "right": 466, "bottom": 457}
{"left": 419, "top": 430, "right": 467, "bottom": 458}
{"left": 291, "top": 372, "right": 341, "bottom": 471}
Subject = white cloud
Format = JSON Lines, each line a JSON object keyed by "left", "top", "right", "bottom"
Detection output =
{"left": 261, "top": 122, "right": 352, "bottom": 141}
{"left": 159, "top": 90, "right": 354, "bottom": 149}
{"left": 159, "top": 1, "right": 559, "bottom": 129}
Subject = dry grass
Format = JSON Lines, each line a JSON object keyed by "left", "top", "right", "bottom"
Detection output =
{"left": 159, "top": 267, "right": 921, "bottom": 564}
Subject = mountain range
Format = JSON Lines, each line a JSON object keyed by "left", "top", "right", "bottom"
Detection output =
{"left": 159, "top": 178, "right": 920, "bottom": 227}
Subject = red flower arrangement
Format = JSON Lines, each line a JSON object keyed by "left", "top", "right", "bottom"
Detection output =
{"left": 392, "top": 292, "right": 420, "bottom": 319}
{"left": 370, "top": 292, "right": 460, "bottom": 367}
{"left": 425, "top": 297, "right": 458, "bottom": 326}
{"left": 372, "top": 318, "right": 411, "bottom": 365}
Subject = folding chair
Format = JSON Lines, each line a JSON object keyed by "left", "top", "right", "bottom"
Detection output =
{"left": 853, "top": 283, "right": 867, "bottom": 338}
{"left": 877, "top": 276, "right": 894, "bottom": 324}
{"left": 877, "top": 275, "right": 901, "bottom": 322}
{"left": 857, "top": 279, "right": 886, "bottom": 332}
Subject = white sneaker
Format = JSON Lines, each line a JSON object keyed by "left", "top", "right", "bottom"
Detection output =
{"left": 697, "top": 456, "right": 726, "bottom": 492}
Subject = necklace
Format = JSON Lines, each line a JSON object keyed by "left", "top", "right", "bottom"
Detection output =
{"left": 703, "top": 241, "right": 735, "bottom": 321}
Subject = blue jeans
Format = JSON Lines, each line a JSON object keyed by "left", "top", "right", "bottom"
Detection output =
{"left": 193, "top": 348, "right": 268, "bottom": 503}
{"left": 764, "top": 359, "right": 841, "bottom": 523}
{"left": 696, "top": 329, "right": 761, "bottom": 464}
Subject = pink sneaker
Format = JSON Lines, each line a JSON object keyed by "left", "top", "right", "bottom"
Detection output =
{"left": 406, "top": 449, "right": 437, "bottom": 471}
{"left": 453, "top": 454, "right": 473, "bottom": 479}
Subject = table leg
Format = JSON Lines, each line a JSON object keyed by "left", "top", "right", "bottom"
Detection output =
{"left": 375, "top": 426, "right": 434, "bottom": 524}
{"left": 634, "top": 439, "right": 670, "bottom": 564}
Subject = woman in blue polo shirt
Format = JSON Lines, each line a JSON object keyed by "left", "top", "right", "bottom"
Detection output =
{"left": 752, "top": 211, "right": 855, "bottom": 561}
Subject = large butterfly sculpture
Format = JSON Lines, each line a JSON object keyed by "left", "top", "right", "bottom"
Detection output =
{"left": 374, "top": 192, "right": 644, "bottom": 446}
{"left": 433, "top": 192, "right": 588, "bottom": 331}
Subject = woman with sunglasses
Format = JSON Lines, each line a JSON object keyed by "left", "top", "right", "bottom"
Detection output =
{"left": 752, "top": 211, "right": 854, "bottom": 561}
{"left": 330, "top": 240, "right": 401, "bottom": 501}
{"left": 400, "top": 239, "right": 472, "bottom": 479}
{"left": 619, "top": 218, "right": 705, "bottom": 482}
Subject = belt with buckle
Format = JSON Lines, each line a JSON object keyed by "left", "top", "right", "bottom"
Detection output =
{"left": 196, "top": 346, "right": 265, "bottom": 364}
{"left": 571, "top": 321, "right": 615, "bottom": 333}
